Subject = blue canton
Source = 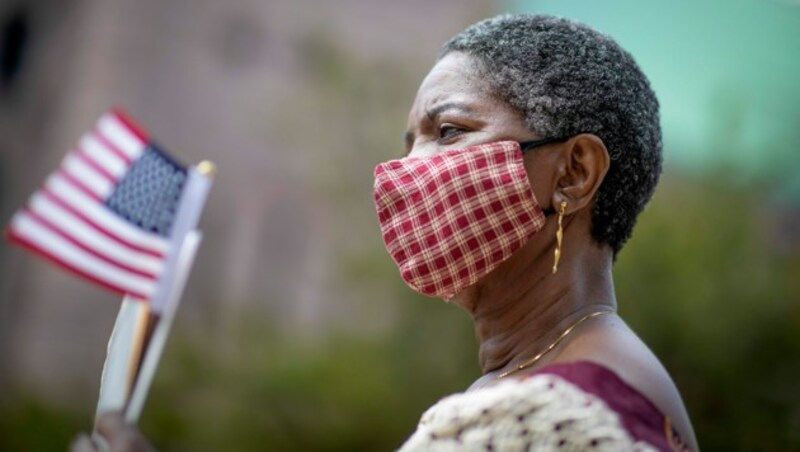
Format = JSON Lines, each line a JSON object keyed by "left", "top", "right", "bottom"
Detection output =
{"left": 105, "top": 144, "right": 187, "bottom": 237}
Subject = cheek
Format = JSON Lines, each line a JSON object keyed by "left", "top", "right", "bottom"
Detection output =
{"left": 407, "top": 144, "right": 438, "bottom": 159}
{"left": 523, "top": 154, "right": 554, "bottom": 209}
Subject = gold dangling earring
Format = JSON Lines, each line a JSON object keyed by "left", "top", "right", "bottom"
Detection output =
{"left": 552, "top": 201, "right": 567, "bottom": 274}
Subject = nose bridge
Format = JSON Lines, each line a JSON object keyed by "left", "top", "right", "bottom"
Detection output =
{"left": 407, "top": 141, "right": 439, "bottom": 159}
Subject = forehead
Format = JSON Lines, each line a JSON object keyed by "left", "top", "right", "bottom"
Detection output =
{"left": 410, "top": 52, "right": 492, "bottom": 113}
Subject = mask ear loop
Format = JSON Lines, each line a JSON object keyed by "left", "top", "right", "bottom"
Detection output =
{"left": 518, "top": 136, "right": 571, "bottom": 154}
{"left": 518, "top": 136, "right": 572, "bottom": 216}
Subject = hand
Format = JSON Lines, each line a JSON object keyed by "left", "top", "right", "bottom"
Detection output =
{"left": 70, "top": 411, "right": 155, "bottom": 452}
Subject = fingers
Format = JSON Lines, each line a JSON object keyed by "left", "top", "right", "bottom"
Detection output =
{"left": 70, "top": 433, "right": 97, "bottom": 452}
{"left": 94, "top": 411, "right": 127, "bottom": 440}
{"left": 93, "top": 411, "right": 155, "bottom": 452}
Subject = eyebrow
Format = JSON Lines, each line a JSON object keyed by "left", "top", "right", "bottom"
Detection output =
{"left": 404, "top": 102, "right": 475, "bottom": 150}
{"left": 425, "top": 102, "right": 474, "bottom": 122}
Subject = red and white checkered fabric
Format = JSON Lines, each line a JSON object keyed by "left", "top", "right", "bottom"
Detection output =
{"left": 373, "top": 141, "right": 546, "bottom": 299}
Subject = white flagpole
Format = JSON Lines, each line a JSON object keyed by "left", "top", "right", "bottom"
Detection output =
{"left": 123, "top": 161, "right": 215, "bottom": 422}
{"left": 94, "top": 295, "right": 150, "bottom": 418}
{"left": 125, "top": 229, "right": 203, "bottom": 422}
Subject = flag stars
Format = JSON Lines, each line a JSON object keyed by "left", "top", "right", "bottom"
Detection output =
{"left": 105, "top": 146, "right": 187, "bottom": 237}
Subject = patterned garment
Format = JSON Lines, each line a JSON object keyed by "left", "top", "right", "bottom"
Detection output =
{"left": 373, "top": 141, "right": 546, "bottom": 299}
{"left": 400, "top": 362, "right": 689, "bottom": 451}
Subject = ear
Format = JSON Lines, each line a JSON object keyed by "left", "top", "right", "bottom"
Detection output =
{"left": 552, "top": 134, "right": 610, "bottom": 213}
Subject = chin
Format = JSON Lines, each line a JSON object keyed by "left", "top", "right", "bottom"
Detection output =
{"left": 448, "top": 285, "right": 480, "bottom": 313}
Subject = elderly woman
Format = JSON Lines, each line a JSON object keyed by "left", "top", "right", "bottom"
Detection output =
{"left": 375, "top": 14, "right": 697, "bottom": 451}
{"left": 75, "top": 13, "right": 697, "bottom": 452}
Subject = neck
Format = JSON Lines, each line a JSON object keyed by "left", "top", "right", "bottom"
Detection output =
{"left": 454, "top": 217, "right": 616, "bottom": 375}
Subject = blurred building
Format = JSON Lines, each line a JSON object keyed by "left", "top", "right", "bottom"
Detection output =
{"left": 0, "top": 0, "right": 495, "bottom": 400}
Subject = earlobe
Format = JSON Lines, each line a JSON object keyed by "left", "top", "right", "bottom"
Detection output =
{"left": 552, "top": 134, "right": 609, "bottom": 213}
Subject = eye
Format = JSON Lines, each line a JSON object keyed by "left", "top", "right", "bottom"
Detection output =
{"left": 438, "top": 124, "right": 464, "bottom": 141}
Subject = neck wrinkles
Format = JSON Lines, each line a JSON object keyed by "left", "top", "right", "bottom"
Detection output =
{"left": 466, "top": 224, "right": 616, "bottom": 375}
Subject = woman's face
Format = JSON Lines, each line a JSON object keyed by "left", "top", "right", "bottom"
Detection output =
{"left": 405, "top": 51, "right": 558, "bottom": 211}
{"left": 405, "top": 52, "right": 536, "bottom": 157}
{"left": 396, "top": 51, "right": 610, "bottom": 308}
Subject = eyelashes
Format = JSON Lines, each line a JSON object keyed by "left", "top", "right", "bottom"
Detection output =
{"left": 402, "top": 123, "right": 471, "bottom": 156}
{"left": 438, "top": 124, "right": 465, "bottom": 142}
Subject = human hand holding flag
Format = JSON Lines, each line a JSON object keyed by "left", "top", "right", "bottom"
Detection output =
{"left": 5, "top": 109, "right": 215, "bottom": 429}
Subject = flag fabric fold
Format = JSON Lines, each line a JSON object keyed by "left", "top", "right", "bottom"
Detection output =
{"left": 6, "top": 109, "right": 187, "bottom": 300}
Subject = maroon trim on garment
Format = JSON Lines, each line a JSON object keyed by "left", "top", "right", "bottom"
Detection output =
{"left": 533, "top": 361, "right": 684, "bottom": 451}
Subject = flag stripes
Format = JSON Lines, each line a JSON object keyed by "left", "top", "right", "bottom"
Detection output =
{"left": 39, "top": 189, "right": 166, "bottom": 258}
{"left": 9, "top": 214, "right": 157, "bottom": 298}
{"left": 63, "top": 153, "right": 113, "bottom": 197}
{"left": 75, "top": 147, "right": 117, "bottom": 183}
{"left": 28, "top": 194, "right": 163, "bottom": 275}
{"left": 6, "top": 109, "right": 179, "bottom": 299}
{"left": 80, "top": 134, "right": 128, "bottom": 176}
{"left": 91, "top": 129, "right": 134, "bottom": 165}
{"left": 44, "top": 175, "right": 169, "bottom": 254}
{"left": 98, "top": 111, "right": 148, "bottom": 158}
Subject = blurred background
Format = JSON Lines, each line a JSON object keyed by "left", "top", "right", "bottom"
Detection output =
{"left": 0, "top": 0, "right": 798, "bottom": 450}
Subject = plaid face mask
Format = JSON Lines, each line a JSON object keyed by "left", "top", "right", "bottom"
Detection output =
{"left": 373, "top": 139, "right": 555, "bottom": 300}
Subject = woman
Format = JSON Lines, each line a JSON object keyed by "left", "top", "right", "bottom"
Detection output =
{"left": 75, "top": 14, "right": 697, "bottom": 451}
{"left": 377, "top": 14, "right": 696, "bottom": 451}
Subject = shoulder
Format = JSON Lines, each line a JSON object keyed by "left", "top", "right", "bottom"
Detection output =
{"left": 535, "top": 361, "right": 690, "bottom": 451}
{"left": 399, "top": 364, "right": 681, "bottom": 451}
{"left": 553, "top": 315, "right": 697, "bottom": 450}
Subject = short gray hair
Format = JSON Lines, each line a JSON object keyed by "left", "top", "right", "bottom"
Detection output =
{"left": 440, "top": 14, "right": 662, "bottom": 255}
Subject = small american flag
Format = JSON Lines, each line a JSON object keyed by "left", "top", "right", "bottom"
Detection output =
{"left": 6, "top": 109, "right": 187, "bottom": 300}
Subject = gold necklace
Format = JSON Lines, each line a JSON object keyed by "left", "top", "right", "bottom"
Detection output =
{"left": 497, "top": 310, "right": 614, "bottom": 379}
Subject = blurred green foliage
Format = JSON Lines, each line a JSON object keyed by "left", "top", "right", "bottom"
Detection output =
{"left": 0, "top": 391, "right": 83, "bottom": 451}
{"left": 616, "top": 173, "right": 800, "bottom": 450}
{"left": 1, "top": 170, "right": 798, "bottom": 451}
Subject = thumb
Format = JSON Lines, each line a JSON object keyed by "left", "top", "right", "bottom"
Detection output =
{"left": 69, "top": 433, "right": 97, "bottom": 452}
{"left": 94, "top": 411, "right": 154, "bottom": 452}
